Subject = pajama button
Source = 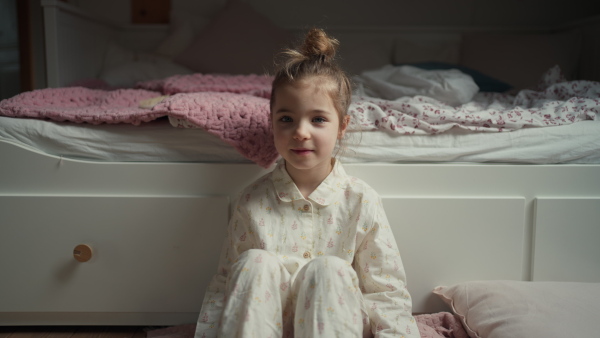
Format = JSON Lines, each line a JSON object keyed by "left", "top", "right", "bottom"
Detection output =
{"left": 303, "top": 204, "right": 310, "bottom": 212}
{"left": 303, "top": 251, "right": 311, "bottom": 259}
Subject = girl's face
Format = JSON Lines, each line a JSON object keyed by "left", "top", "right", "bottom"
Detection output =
{"left": 271, "top": 79, "right": 348, "bottom": 181}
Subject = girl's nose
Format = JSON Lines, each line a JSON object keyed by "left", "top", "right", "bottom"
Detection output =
{"left": 293, "top": 121, "right": 310, "bottom": 140}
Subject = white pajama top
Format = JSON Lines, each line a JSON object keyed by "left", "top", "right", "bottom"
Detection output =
{"left": 196, "top": 160, "right": 419, "bottom": 338}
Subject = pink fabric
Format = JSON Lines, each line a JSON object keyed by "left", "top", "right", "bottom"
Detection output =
{"left": 0, "top": 75, "right": 278, "bottom": 167}
{"left": 154, "top": 92, "right": 277, "bottom": 168}
{"left": 137, "top": 73, "right": 273, "bottom": 98}
{"left": 415, "top": 312, "right": 470, "bottom": 338}
{"left": 0, "top": 87, "right": 163, "bottom": 125}
{"left": 145, "top": 313, "right": 468, "bottom": 338}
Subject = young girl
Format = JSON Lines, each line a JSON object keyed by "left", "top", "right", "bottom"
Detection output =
{"left": 195, "top": 28, "right": 419, "bottom": 338}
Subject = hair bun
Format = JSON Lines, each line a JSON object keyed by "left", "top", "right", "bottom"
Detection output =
{"left": 300, "top": 28, "right": 339, "bottom": 62}
{"left": 271, "top": 28, "right": 352, "bottom": 126}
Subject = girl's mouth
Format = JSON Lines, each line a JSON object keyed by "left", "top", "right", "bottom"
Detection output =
{"left": 291, "top": 149, "right": 313, "bottom": 155}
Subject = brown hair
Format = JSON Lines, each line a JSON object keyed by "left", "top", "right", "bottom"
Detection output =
{"left": 270, "top": 28, "right": 352, "bottom": 127}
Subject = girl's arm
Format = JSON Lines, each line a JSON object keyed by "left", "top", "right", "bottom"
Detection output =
{"left": 354, "top": 196, "right": 420, "bottom": 338}
{"left": 195, "top": 202, "right": 253, "bottom": 338}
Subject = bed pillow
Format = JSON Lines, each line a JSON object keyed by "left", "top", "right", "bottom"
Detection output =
{"left": 434, "top": 280, "right": 600, "bottom": 338}
{"left": 355, "top": 64, "right": 479, "bottom": 106}
{"left": 174, "top": 0, "right": 290, "bottom": 75}
{"left": 401, "top": 62, "right": 512, "bottom": 92}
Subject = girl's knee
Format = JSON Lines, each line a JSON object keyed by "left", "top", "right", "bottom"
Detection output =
{"left": 234, "top": 249, "right": 281, "bottom": 271}
{"left": 302, "top": 256, "right": 355, "bottom": 279}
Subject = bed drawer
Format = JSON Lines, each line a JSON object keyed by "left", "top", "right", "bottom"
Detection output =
{"left": 0, "top": 195, "right": 228, "bottom": 324}
{"left": 533, "top": 198, "right": 600, "bottom": 282}
{"left": 384, "top": 197, "right": 526, "bottom": 313}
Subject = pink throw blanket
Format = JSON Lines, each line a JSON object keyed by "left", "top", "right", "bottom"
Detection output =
{"left": 0, "top": 75, "right": 278, "bottom": 168}
{"left": 0, "top": 87, "right": 164, "bottom": 125}
{"left": 145, "top": 313, "right": 469, "bottom": 338}
{"left": 154, "top": 92, "right": 276, "bottom": 168}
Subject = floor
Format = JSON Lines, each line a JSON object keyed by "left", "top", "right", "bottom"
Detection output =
{"left": 0, "top": 327, "right": 148, "bottom": 338}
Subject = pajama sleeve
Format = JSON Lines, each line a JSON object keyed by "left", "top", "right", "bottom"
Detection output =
{"left": 354, "top": 196, "right": 420, "bottom": 338}
{"left": 195, "top": 201, "right": 254, "bottom": 338}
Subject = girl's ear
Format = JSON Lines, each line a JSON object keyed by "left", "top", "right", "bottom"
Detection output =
{"left": 338, "top": 115, "right": 351, "bottom": 139}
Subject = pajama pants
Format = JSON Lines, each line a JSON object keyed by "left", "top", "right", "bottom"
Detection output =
{"left": 218, "top": 249, "right": 370, "bottom": 338}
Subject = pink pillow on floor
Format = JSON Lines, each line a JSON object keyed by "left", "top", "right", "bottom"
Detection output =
{"left": 434, "top": 280, "right": 600, "bottom": 338}
{"left": 174, "top": 0, "right": 290, "bottom": 75}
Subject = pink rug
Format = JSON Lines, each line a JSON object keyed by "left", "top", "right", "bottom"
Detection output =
{"left": 146, "top": 312, "right": 468, "bottom": 338}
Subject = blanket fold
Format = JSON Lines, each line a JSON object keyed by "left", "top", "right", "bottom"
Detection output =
{"left": 153, "top": 92, "right": 277, "bottom": 168}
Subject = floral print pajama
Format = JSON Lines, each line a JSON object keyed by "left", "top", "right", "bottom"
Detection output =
{"left": 195, "top": 160, "right": 419, "bottom": 338}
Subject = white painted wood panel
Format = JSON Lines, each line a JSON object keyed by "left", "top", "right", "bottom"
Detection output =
{"left": 533, "top": 198, "right": 600, "bottom": 282}
{"left": 0, "top": 196, "right": 228, "bottom": 322}
{"left": 43, "top": 0, "right": 116, "bottom": 87}
{"left": 3, "top": 140, "right": 600, "bottom": 322}
{"left": 384, "top": 197, "right": 525, "bottom": 313}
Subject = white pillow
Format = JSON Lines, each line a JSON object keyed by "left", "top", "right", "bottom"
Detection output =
{"left": 355, "top": 64, "right": 479, "bottom": 106}
{"left": 434, "top": 280, "right": 600, "bottom": 338}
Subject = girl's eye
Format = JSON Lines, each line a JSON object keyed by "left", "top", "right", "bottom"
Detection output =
{"left": 279, "top": 116, "right": 292, "bottom": 122}
{"left": 313, "top": 117, "right": 327, "bottom": 123}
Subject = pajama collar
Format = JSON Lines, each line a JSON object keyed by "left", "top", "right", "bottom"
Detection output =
{"left": 272, "top": 159, "right": 347, "bottom": 206}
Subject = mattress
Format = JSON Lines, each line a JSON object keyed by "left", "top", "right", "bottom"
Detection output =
{"left": 0, "top": 116, "right": 250, "bottom": 163}
{"left": 2, "top": 115, "right": 599, "bottom": 164}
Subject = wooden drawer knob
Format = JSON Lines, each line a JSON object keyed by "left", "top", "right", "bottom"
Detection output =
{"left": 73, "top": 244, "right": 93, "bottom": 262}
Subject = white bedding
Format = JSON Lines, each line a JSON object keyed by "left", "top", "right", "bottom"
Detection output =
{"left": 0, "top": 116, "right": 249, "bottom": 163}
{"left": 342, "top": 120, "right": 600, "bottom": 164}
{"left": 2, "top": 115, "right": 600, "bottom": 164}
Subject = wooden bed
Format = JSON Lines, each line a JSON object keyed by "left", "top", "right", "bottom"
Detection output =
{"left": 1, "top": 0, "right": 599, "bottom": 330}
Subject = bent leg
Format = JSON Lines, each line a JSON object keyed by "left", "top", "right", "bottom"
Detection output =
{"left": 218, "top": 249, "right": 292, "bottom": 338}
{"left": 292, "top": 256, "right": 366, "bottom": 338}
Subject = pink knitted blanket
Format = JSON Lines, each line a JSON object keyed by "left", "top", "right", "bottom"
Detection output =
{"left": 154, "top": 92, "right": 276, "bottom": 168}
{"left": 0, "top": 74, "right": 278, "bottom": 168}
{"left": 0, "top": 87, "right": 164, "bottom": 125}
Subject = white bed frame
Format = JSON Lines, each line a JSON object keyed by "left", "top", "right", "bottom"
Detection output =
{"left": 1, "top": 0, "right": 598, "bottom": 326}
{"left": 41, "top": 0, "right": 170, "bottom": 87}
{"left": 1, "top": 140, "right": 599, "bottom": 325}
